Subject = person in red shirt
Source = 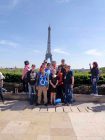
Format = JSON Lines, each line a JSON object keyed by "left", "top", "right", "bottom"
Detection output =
{"left": 57, "top": 67, "right": 64, "bottom": 103}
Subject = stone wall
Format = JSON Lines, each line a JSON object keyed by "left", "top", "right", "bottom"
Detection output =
{"left": 3, "top": 82, "right": 105, "bottom": 95}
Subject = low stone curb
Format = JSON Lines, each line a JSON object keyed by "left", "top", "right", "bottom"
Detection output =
{"left": 3, "top": 93, "right": 105, "bottom": 103}
{"left": 74, "top": 94, "right": 105, "bottom": 103}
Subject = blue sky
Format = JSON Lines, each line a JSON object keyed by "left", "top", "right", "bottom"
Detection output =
{"left": 0, "top": 0, "right": 105, "bottom": 68}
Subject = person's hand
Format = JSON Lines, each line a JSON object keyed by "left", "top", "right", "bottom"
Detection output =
{"left": 71, "top": 84, "right": 74, "bottom": 89}
{"left": 52, "top": 85, "right": 55, "bottom": 88}
{"left": 36, "top": 86, "right": 39, "bottom": 90}
{"left": 93, "top": 78, "right": 96, "bottom": 83}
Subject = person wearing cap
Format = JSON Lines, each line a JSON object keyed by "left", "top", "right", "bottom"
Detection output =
{"left": 0, "top": 72, "right": 5, "bottom": 103}
{"left": 64, "top": 65, "right": 74, "bottom": 105}
{"left": 27, "top": 64, "right": 37, "bottom": 105}
{"left": 22, "top": 60, "right": 30, "bottom": 93}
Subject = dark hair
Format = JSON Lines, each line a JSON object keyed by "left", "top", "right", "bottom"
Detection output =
{"left": 58, "top": 66, "right": 61, "bottom": 70}
{"left": 42, "top": 63, "right": 44, "bottom": 65}
{"left": 93, "top": 62, "right": 98, "bottom": 68}
{"left": 47, "top": 63, "right": 50, "bottom": 66}
{"left": 24, "top": 60, "right": 29, "bottom": 65}
{"left": 44, "top": 60, "right": 47, "bottom": 63}
{"left": 61, "top": 59, "right": 65, "bottom": 62}
{"left": 32, "top": 64, "right": 35, "bottom": 67}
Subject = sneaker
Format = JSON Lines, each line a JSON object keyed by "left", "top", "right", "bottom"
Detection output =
{"left": 64, "top": 103, "right": 70, "bottom": 106}
{"left": 36, "top": 103, "right": 41, "bottom": 106}
{"left": 44, "top": 103, "right": 48, "bottom": 106}
{"left": 94, "top": 94, "right": 99, "bottom": 96}
{"left": 90, "top": 93, "right": 94, "bottom": 95}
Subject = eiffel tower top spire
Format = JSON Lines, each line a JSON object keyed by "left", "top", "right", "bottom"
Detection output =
{"left": 45, "top": 26, "right": 52, "bottom": 62}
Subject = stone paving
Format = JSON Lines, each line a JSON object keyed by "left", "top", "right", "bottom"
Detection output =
{"left": 0, "top": 100, "right": 105, "bottom": 140}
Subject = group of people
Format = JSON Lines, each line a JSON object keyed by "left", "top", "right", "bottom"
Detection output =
{"left": 22, "top": 59, "right": 74, "bottom": 105}
{"left": 0, "top": 59, "right": 100, "bottom": 105}
{"left": 22, "top": 59, "right": 100, "bottom": 106}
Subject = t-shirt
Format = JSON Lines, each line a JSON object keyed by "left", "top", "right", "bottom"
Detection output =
{"left": 65, "top": 70, "right": 74, "bottom": 85}
{"left": 50, "top": 75, "right": 58, "bottom": 85}
{"left": 59, "top": 64, "right": 66, "bottom": 80}
{"left": 38, "top": 73, "right": 49, "bottom": 87}
{"left": 22, "top": 65, "right": 30, "bottom": 80}
{"left": 45, "top": 68, "right": 51, "bottom": 77}
{"left": 57, "top": 72, "right": 63, "bottom": 85}
{"left": 27, "top": 70, "right": 37, "bottom": 85}
{"left": 91, "top": 68, "right": 99, "bottom": 78}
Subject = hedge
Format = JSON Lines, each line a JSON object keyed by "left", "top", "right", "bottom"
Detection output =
{"left": 3, "top": 73, "right": 105, "bottom": 85}
{"left": 3, "top": 73, "right": 22, "bottom": 83}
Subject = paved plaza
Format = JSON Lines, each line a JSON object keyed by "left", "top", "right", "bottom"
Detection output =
{"left": 0, "top": 100, "right": 105, "bottom": 140}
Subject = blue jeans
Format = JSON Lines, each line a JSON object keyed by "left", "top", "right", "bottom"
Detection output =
{"left": 28, "top": 84, "right": 36, "bottom": 105}
{"left": 28, "top": 84, "right": 36, "bottom": 98}
{"left": 0, "top": 87, "right": 4, "bottom": 102}
{"left": 64, "top": 84, "right": 73, "bottom": 104}
{"left": 91, "top": 77, "right": 99, "bottom": 94}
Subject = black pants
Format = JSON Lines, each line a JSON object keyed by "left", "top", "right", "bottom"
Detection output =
{"left": 22, "top": 79, "right": 28, "bottom": 92}
{"left": 0, "top": 88, "right": 4, "bottom": 102}
{"left": 57, "top": 85, "right": 64, "bottom": 102}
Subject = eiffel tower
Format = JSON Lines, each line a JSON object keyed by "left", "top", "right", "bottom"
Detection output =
{"left": 45, "top": 26, "right": 52, "bottom": 62}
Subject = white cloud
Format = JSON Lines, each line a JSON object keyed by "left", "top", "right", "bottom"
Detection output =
{"left": 85, "top": 49, "right": 103, "bottom": 56}
{"left": 53, "top": 48, "right": 70, "bottom": 55}
{"left": 0, "top": 40, "right": 19, "bottom": 48}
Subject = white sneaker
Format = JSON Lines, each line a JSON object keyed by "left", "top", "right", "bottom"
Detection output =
{"left": 94, "top": 94, "right": 99, "bottom": 96}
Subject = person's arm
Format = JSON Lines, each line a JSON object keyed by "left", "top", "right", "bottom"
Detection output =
{"left": 89, "top": 63, "right": 91, "bottom": 70}
{"left": 22, "top": 69, "right": 25, "bottom": 80}
{"left": 35, "top": 73, "right": 37, "bottom": 86}
{"left": 55, "top": 80, "right": 58, "bottom": 87}
{"left": 1, "top": 79, "right": 3, "bottom": 87}
{"left": 2, "top": 74, "right": 5, "bottom": 80}
{"left": 71, "top": 76, "right": 74, "bottom": 85}
{"left": 36, "top": 73, "right": 39, "bottom": 86}
{"left": 97, "top": 68, "right": 100, "bottom": 77}
{"left": 50, "top": 80, "right": 54, "bottom": 87}
{"left": 89, "top": 64, "right": 92, "bottom": 74}
{"left": 46, "top": 74, "right": 50, "bottom": 86}
{"left": 27, "top": 71, "right": 30, "bottom": 83}
{"left": 71, "top": 71, "right": 74, "bottom": 87}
